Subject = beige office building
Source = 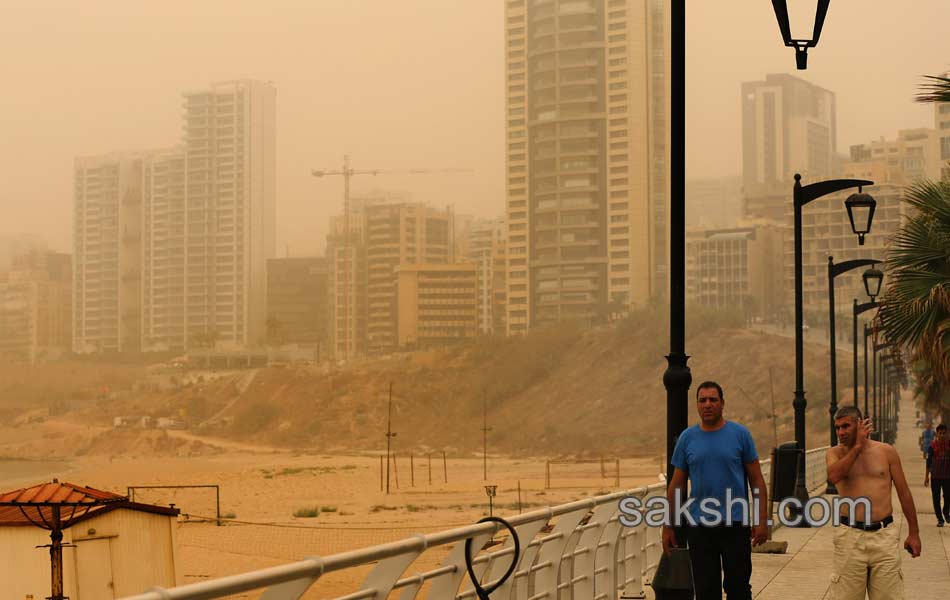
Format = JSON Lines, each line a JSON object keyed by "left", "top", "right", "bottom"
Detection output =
{"left": 686, "top": 223, "right": 784, "bottom": 320}
{"left": 0, "top": 251, "right": 72, "bottom": 363}
{"left": 504, "top": 0, "right": 671, "bottom": 335}
{"left": 326, "top": 197, "right": 453, "bottom": 357}
{"left": 395, "top": 263, "right": 479, "bottom": 348}
{"left": 844, "top": 128, "right": 942, "bottom": 185}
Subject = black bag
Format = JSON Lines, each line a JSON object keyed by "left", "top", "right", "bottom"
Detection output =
{"left": 650, "top": 547, "right": 694, "bottom": 600}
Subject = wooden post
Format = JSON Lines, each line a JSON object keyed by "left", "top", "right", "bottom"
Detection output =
{"left": 615, "top": 458, "right": 621, "bottom": 487}
{"left": 50, "top": 506, "right": 64, "bottom": 600}
{"left": 410, "top": 454, "right": 415, "bottom": 487}
{"left": 517, "top": 480, "right": 522, "bottom": 513}
{"left": 545, "top": 461, "right": 551, "bottom": 489}
{"left": 442, "top": 451, "right": 447, "bottom": 483}
{"left": 393, "top": 454, "right": 399, "bottom": 489}
{"left": 428, "top": 453, "right": 432, "bottom": 485}
{"left": 380, "top": 455, "right": 384, "bottom": 492}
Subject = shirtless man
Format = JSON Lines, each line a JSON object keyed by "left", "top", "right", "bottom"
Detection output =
{"left": 826, "top": 406, "right": 920, "bottom": 600}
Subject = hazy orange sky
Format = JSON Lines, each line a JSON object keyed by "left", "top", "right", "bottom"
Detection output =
{"left": 1, "top": 1, "right": 948, "bottom": 255}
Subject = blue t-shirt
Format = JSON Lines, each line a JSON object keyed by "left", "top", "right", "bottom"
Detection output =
{"left": 671, "top": 421, "right": 759, "bottom": 525}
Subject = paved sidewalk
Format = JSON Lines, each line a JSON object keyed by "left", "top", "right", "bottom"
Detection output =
{"left": 750, "top": 392, "right": 950, "bottom": 599}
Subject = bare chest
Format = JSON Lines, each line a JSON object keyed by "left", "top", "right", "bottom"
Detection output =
{"left": 844, "top": 447, "right": 890, "bottom": 482}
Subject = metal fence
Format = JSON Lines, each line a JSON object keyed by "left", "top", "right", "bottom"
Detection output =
{"left": 122, "top": 447, "right": 829, "bottom": 600}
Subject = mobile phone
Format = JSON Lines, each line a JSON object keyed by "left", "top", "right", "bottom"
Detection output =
{"left": 904, "top": 544, "right": 913, "bottom": 555}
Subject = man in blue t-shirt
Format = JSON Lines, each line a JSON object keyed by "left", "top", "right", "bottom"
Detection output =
{"left": 661, "top": 381, "right": 769, "bottom": 600}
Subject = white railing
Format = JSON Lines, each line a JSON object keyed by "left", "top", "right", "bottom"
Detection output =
{"left": 122, "top": 447, "right": 830, "bottom": 600}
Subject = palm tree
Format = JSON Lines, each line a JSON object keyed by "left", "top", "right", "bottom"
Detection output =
{"left": 879, "top": 179, "right": 950, "bottom": 369}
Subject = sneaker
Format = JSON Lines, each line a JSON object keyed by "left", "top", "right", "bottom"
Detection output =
{"left": 939, "top": 521, "right": 945, "bottom": 527}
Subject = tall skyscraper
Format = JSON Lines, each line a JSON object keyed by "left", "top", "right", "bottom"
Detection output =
{"left": 177, "top": 80, "right": 276, "bottom": 350}
{"left": 504, "top": 0, "right": 670, "bottom": 335}
{"left": 75, "top": 79, "right": 276, "bottom": 353}
{"left": 73, "top": 152, "right": 145, "bottom": 353}
{"left": 741, "top": 74, "right": 836, "bottom": 221}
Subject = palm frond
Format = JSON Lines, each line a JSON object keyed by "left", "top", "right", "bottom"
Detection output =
{"left": 916, "top": 75, "right": 950, "bottom": 103}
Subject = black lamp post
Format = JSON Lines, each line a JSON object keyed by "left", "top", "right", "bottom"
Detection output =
{"left": 852, "top": 298, "right": 878, "bottom": 403}
{"left": 790, "top": 175, "right": 874, "bottom": 521}
{"left": 771, "top": 0, "right": 832, "bottom": 69}
{"left": 826, "top": 258, "right": 880, "bottom": 441}
{"left": 872, "top": 341, "right": 895, "bottom": 440}
{"left": 663, "top": 0, "right": 690, "bottom": 483}
{"left": 863, "top": 323, "right": 871, "bottom": 418}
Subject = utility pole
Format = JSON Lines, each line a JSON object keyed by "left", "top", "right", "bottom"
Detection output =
{"left": 385, "top": 382, "right": 397, "bottom": 494}
{"left": 482, "top": 392, "right": 492, "bottom": 481}
{"left": 311, "top": 157, "right": 473, "bottom": 361}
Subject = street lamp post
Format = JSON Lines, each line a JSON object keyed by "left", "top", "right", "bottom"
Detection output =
{"left": 789, "top": 175, "right": 874, "bottom": 519}
{"left": 853, "top": 297, "right": 878, "bottom": 406}
{"left": 663, "top": 0, "right": 690, "bottom": 483}
{"left": 826, "top": 258, "right": 880, "bottom": 444}
{"left": 872, "top": 341, "right": 895, "bottom": 441}
{"left": 863, "top": 323, "right": 871, "bottom": 417}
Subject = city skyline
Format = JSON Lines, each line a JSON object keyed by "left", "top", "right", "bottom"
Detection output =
{"left": 2, "top": 1, "right": 949, "bottom": 257}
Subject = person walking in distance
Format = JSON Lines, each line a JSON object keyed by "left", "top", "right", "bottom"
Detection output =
{"left": 662, "top": 381, "right": 769, "bottom": 600}
{"left": 924, "top": 423, "right": 950, "bottom": 527}
{"left": 826, "top": 406, "right": 921, "bottom": 599}
{"left": 920, "top": 422, "right": 935, "bottom": 459}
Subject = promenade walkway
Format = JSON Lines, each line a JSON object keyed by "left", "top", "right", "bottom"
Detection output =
{"left": 746, "top": 393, "right": 950, "bottom": 599}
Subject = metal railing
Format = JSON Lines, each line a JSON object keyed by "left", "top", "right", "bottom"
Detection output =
{"left": 123, "top": 447, "right": 830, "bottom": 600}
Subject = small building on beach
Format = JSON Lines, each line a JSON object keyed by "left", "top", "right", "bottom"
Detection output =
{"left": 0, "top": 479, "right": 181, "bottom": 600}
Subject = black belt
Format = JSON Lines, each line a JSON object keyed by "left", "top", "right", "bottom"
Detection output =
{"left": 840, "top": 514, "right": 893, "bottom": 531}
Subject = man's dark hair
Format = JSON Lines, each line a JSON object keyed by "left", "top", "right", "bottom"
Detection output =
{"left": 834, "top": 406, "right": 862, "bottom": 421}
{"left": 937, "top": 424, "right": 948, "bottom": 432}
{"left": 696, "top": 381, "right": 724, "bottom": 401}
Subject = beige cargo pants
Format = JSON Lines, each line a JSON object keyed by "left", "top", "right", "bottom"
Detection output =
{"left": 830, "top": 523, "right": 904, "bottom": 600}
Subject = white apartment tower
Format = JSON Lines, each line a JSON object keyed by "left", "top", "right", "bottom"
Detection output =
{"left": 177, "top": 80, "right": 276, "bottom": 350}
{"left": 73, "top": 153, "right": 145, "bottom": 353}
{"left": 75, "top": 80, "right": 276, "bottom": 353}
{"left": 504, "top": 0, "right": 671, "bottom": 335}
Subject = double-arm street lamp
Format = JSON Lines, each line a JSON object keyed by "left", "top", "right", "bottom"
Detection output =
{"left": 664, "top": 0, "right": 849, "bottom": 483}
{"left": 789, "top": 174, "right": 876, "bottom": 516}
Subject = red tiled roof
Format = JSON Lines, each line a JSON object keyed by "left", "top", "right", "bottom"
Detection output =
{"left": 0, "top": 501, "right": 179, "bottom": 527}
{"left": 0, "top": 480, "right": 125, "bottom": 506}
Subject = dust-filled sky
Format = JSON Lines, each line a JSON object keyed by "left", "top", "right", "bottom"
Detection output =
{"left": 1, "top": 1, "right": 948, "bottom": 255}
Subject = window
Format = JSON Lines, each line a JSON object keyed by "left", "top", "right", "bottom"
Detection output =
{"left": 609, "top": 130, "right": 628, "bottom": 138}
{"left": 609, "top": 46, "right": 626, "bottom": 55}
{"left": 609, "top": 118, "right": 628, "bottom": 126}
{"left": 608, "top": 34, "right": 627, "bottom": 43}
{"left": 609, "top": 82, "right": 627, "bottom": 91}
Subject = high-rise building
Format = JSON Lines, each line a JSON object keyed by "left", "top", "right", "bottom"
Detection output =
{"left": 742, "top": 74, "right": 836, "bottom": 221}
{"left": 325, "top": 196, "right": 454, "bottom": 357}
{"left": 141, "top": 148, "right": 187, "bottom": 351}
{"left": 75, "top": 80, "right": 276, "bottom": 354}
{"left": 0, "top": 251, "right": 72, "bottom": 363}
{"left": 504, "top": 0, "right": 671, "bottom": 335}
{"left": 266, "top": 257, "right": 329, "bottom": 348}
{"left": 178, "top": 80, "right": 276, "bottom": 349}
{"left": 468, "top": 217, "right": 508, "bottom": 334}
{"left": 73, "top": 152, "right": 145, "bottom": 353}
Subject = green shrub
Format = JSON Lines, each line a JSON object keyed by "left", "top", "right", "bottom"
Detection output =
{"left": 293, "top": 506, "right": 320, "bottom": 518}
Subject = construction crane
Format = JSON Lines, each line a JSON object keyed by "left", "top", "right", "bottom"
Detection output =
{"left": 311, "top": 155, "right": 473, "bottom": 361}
